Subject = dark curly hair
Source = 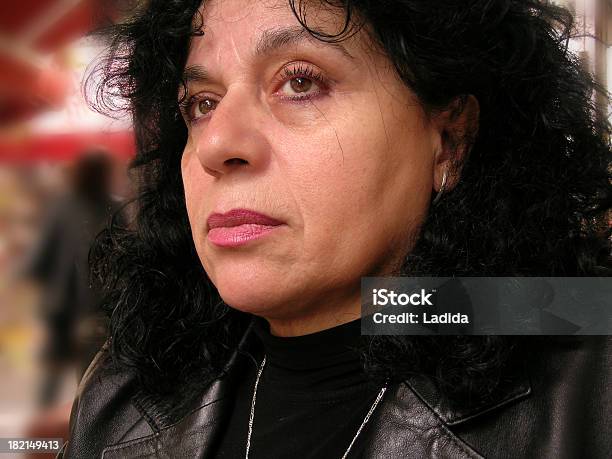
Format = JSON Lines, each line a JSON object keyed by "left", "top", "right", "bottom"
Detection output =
{"left": 89, "top": 0, "right": 611, "bottom": 416}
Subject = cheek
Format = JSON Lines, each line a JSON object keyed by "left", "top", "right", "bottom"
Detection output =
{"left": 286, "top": 112, "right": 433, "bottom": 273}
{"left": 181, "top": 152, "right": 195, "bottom": 216}
{"left": 181, "top": 149, "right": 208, "bottom": 233}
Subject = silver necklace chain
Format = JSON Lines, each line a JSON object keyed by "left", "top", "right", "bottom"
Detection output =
{"left": 245, "top": 355, "right": 388, "bottom": 459}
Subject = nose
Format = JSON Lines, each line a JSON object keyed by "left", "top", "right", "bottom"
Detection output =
{"left": 191, "top": 87, "right": 271, "bottom": 178}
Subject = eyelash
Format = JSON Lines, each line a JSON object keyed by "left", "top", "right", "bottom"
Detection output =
{"left": 180, "top": 62, "right": 330, "bottom": 124}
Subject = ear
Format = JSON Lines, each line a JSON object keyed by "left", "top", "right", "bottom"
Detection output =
{"left": 431, "top": 95, "right": 479, "bottom": 192}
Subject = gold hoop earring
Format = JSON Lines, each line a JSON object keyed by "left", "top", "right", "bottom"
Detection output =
{"left": 432, "top": 169, "right": 448, "bottom": 205}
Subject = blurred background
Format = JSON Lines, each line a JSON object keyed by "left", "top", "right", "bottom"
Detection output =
{"left": 0, "top": 1, "right": 135, "bottom": 456}
{"left": 0, "top": 0, "right": 609, "bottom": 456}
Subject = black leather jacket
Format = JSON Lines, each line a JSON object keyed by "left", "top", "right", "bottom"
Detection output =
{"left": 60, "top": 323, "right": 611, "bottom": 458}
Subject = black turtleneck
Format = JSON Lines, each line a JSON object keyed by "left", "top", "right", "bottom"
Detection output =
{"left": 212, "top": 316, "right": 383, "bottom": 459}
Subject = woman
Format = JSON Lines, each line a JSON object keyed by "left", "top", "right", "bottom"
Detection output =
{"left": 62, "top": 0, "right": 611, "bottom": 457}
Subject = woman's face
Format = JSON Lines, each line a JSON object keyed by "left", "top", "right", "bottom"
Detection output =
{"left": 181, "top": 0, "right": 443, "bottom": 333}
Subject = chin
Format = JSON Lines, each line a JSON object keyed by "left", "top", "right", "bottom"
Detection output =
{"left": 207, "top": 262, "right": 292, "bottom": 314}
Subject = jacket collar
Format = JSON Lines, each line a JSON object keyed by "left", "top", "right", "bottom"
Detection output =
{"left": 102, "top": 321, "right": 258, "bottom": 458}
{"left": 403, "top": 364, "right": 532, "bottom": 426}
{"left": 361, "top": 339, "right": 531, "bottom": 458}
{"left": 103, "top": 321, "right": 532, "bottom": 457}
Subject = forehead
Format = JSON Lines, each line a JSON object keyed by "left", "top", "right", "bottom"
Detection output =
{"left": 200, "top": 0, "right": 298, "bottom": 24}
{"left": 186, "top": 0, "right": 362, "bottom": 66}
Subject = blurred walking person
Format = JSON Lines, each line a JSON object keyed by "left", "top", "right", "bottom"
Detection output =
{"left": 26, "top": 148, "right": 123, "bottom": 407}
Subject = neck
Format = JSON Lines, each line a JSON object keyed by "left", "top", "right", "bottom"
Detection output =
{"left": 263, "top": 297, "right": 361, "bottom": 337}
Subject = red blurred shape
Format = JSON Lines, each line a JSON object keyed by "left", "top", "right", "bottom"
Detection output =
{"left": 0, "top": 0, "right": 57, "bottom": 34}
{"left": 0, "top": 0, "right": 101, "bottom": 125}
{"left": 32, "top": 68, "right": 72, "bottom": 107}
{"left": 0, "top": 131, "right": 135, "bottom": 162}
{"left": 0, "top": 55, "right": 38, "bottom": 93}
{"left": 0, "top": 61, "right": 71, "bottom": 124}
{"left": 35, "top": 1, "right": 95, "bottom": 52}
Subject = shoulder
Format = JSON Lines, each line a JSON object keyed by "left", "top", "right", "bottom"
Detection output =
{"left": 60, "top": 343, "right": 154, "bottom": 458}
{"left": 444, "top": 336, "right": 612, "bottom": 457}
{"left": 60, "top": 323, "right": 258, "bottom": 458}
{"left": 59, "top": 326, "right": 256, "bottom": 458}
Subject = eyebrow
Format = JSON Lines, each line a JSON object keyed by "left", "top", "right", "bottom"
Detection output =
{"left": 256, "top": 26, "right": 354, "bottom": 61}
{"left": 183, "top": 25, "right": 354, "bottom": 84}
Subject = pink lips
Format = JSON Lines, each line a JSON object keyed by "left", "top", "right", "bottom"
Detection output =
{"left": 207, "top": 209, "right": 285, "bottom": 248}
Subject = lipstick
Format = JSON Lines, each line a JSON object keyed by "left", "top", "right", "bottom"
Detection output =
{"left": 207, "top": 209, "right": 285, "bottom": 248}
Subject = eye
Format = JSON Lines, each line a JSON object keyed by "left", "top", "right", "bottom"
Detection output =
{"left": 282, "top": 77, "right": 314, "bottom": 95}
{"left": 275, "top": 63, "right": 329, "bottom": 101}
{"left": 181, "top": 96, "right": 218, "bottom": 124}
